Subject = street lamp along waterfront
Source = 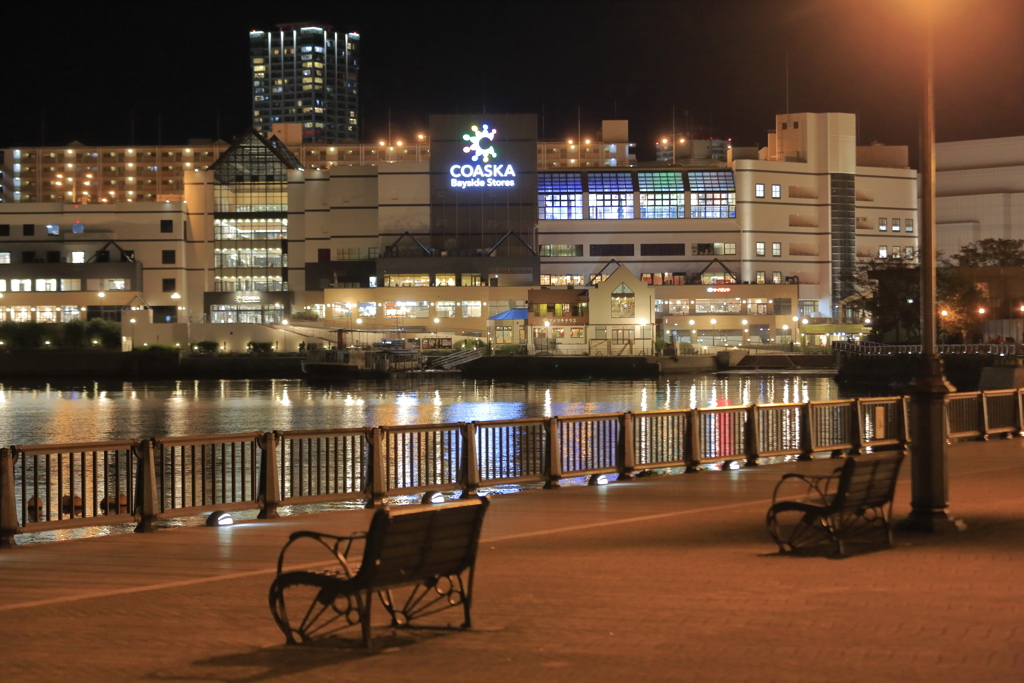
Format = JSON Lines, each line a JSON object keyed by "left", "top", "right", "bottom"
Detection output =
{"left": 901, "top": 0, "right": 961, "bottom": 534}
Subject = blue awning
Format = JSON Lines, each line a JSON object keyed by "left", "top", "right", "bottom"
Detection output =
{"left": 488, "top": 309, "right": 529, "bottom": 320}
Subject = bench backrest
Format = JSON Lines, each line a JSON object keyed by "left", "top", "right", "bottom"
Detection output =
{"left": 832, "top": 451, "right": 905, "bottom": 512}
{"left": 359, "top": 497, "right": 489, "bottom": 587}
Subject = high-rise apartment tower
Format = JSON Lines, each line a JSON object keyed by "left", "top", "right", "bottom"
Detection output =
{"left": 249, "top": 23, "right": 360, "bottom": 143}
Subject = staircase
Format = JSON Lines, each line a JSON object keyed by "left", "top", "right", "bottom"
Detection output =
{"left": 430, "top": 348, "right": 484, "bottom": 369}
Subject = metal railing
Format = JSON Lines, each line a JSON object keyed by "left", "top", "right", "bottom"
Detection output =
{"left": 833, "top": 341, "right": 1018, "bottom": 356}
{"left": 3, "top": 389, "right": 1022, "bottom": 547}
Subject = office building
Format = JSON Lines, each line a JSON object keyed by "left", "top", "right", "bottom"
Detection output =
{"left": 249, "top": 23, "right": 360, "bottom": 143}
{"left": 934, "top": 136, "right": 1024, "bottom": 257}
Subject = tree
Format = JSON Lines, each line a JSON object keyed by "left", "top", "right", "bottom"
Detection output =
{"left": 948, "top": 238, "right": 1024, "bottom": 267}
{"left": 850, "top": 258, "right": 983, "bottom": 343}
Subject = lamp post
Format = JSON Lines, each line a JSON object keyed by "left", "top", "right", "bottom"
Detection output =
{"left": 129, "top": 318, "right": 136, "bottom": 350}
{"left": 901, "top": 0, "right": 959, "bottom": 533}
{"left": 710, "top": 319, "right": 717, "bottom": 347}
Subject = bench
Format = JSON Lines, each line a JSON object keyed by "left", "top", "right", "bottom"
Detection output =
{"left": 766, "top": 451, "right": 904, "bottom": 556}
{"left": 268, "top": 496, "right": 489, "bottom": 648}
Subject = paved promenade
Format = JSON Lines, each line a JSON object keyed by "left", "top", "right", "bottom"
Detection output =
{"left": 0, "top": 440, "right": 1021, "bottom": 683}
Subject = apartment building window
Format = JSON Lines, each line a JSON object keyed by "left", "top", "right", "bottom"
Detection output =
{"left": 0, "top": 252, "right": 9, "bottom": 264}
{"left": 0, "top": 225, "right": 9, "bottom": 237}
{"left": 461, "top": 301, "right": 483, "bottom": 318}
{"left": 878, "top": 245, "right": 888, "bottom": 258}
{"left": 60, "top": 279, "right": 81, "bottom": 291}
{"left": 35, "top": 279, "right": 57, "bottom": 292}
{"left": 892, "top": 219, "right": 901, "bottom": 232}
{"left": 640, "top": 244, "right": 686, "bottom": 256}
{"left": 906, "top": 219, "right": 914, "bottom": 233}
{"left": 162, "top": 278, "right": 176, "bottom": 292}
{"left": 162, "top": 250, "right": 176, "bottom": 265}
{"left": 588, "top": 173, "right": 635, "bottom": 219}
{"left": 879, "top": 218, "right": 887, "bottom": 231}
{"left": 906, "top": 246, "right": 915, "bottom": 260}
{"left": 756, "top": 242, "right": 765, "bottom": 257}
{"left": 538, "top": 173, "right": 584, "bottom": 219}
{"left": 755, "top": 184, "right": 765, "bottom": 198}
{"left": 892, "top": 246, "right": 901, "bottom": 259}
{"left": 755, "top": 271, "right": 766, "bottom": 284}
{"left": 772, "top": 242, "right": 782, "bottom": 257}
{"left": 771, "top": 184, "right": 781, "bottom": 199}
{"left": 434, "top": 274, "right": 456, "bottom": 287}
{"left": 23, "top": 224, "right": 35, "bottom": 236}
{"left": 46, "top": 224, "right": 60, "bottom": 236}
{"left": 772, "top": 272, "right": 782, "bottom": 284}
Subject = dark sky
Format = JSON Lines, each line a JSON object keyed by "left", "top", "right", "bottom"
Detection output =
{"left": 2, "top": 0, "right": 1021, "bottom": 162}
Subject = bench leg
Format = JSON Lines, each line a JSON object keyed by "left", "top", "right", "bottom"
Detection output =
{"left": 358, "top": 592, "right": 374, "bottom": 649}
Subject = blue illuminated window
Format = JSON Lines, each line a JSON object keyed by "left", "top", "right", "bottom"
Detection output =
{"left": 587, "top": 172, "right": 634, "bottom": 193}
{"left": 538, "top": 173, "right": 583, "bottom": 193}
{"left": 538, "top": 173, "right": 583, "bottom": 220}
{"left": 688, "top": 171, "right": 735, "bottom": 192}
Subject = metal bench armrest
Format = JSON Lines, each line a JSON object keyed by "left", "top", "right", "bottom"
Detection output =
{"left": 772, "top": 471, "right": 839, "bottom": 506}
{"left": 276, "top": 530, "right": 367, "bottom": 577}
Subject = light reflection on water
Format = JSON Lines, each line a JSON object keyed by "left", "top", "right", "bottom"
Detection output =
{"left": 0, "top": 372, "right": 847, "bottom": 446}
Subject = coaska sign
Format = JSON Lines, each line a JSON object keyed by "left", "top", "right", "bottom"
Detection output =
{"left": 449, "top": 124, "right": 517, "bottom": 189}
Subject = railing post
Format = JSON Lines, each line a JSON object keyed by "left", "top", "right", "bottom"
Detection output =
{"left": 798, "top": 402, "right": 814, "bottom": 461}
{"left": 544, "top": 417, "right": 562, "bottom": 489}
{"left": 980, "top": 391, "right": 991, "bottom": 441}
{"left": 901, "top": 396, "right": 912, "bottom": 449}
{"left": 618, "top": 412, "right": 636, "bottom": 480}
{"left": 745, "top": 406, "right": 759, "bottom": 467}
{"left": 367, "top": 427, "right": 385, "bottom": 508}
{"left": 0, "top": 448, "right": 20, "bottom": 549}
{"left": 685, "top": 409, "right": 701, "bottom": 473}
{"left": 463, "top": 422, "right": 480, "bottom": 495}
{"left": 257, "top": 431, "right": 280, "bottom": 519}
{"left": 133, "top": 439, "right": 159, "bottom": 533}
{"left": 851, "top": 399, "right": 864, "bottom": 455}
{"left": 1016, "top": 389, "right": 1024, "bottom": 437}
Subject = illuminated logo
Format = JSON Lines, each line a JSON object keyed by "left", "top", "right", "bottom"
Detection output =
{"left": 706, "top": 287, "right": 731, "bottom": 293}
{"left": 235, "top": 294, "right": 261, "bottom": 303}
{"left": 462, "top": 124, "right": 497, "bottom": 162}
{"left": 450, "top": 123, "right": 517, "bottom": 189}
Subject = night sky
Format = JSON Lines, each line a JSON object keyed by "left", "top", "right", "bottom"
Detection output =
{"left": 2, "top": 0, "right": 1021, "bottom": 162}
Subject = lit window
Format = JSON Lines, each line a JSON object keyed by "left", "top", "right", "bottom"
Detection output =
{"left": 771, "top": 184, "right": 781, "bottom": 199}
{"left": 755, "top": 183, "right": 765, "bottom": 198}
{"left": 772, "top": 271, "right": 782, "bottom": 284}
{"left": 878, "top": 246, "right": 888, "bottom": 259}
{"left": 892, "top": 219, "right": 900, "bottom": 232}
{"left": 461, "top": 301, "right": 483, "bottom": 318}
{"left": 906, "top": 219, "right": 914, "bottom": 233}
{"left": 610, "top": 284, "right": 635, "bottom": 318}
{"left": 772, "top": 242, "right": 782, "bottom": 257}
{"left": 756, "top": 271, "right": 766, "bottom": 284}
{"left": 60, "top": 279, "right": 81, "bottom": 291}
{"left": 892, "top": 246, "right": 901, "bottom": 258}
{"left": 46, "top": 224, "right": 60, "bottom": 236}
{"left": 879, "top": 218, "right": 887, "bottom": 231}
{"left": 905, "top": 246, "right": 915, "bottom": 260}
{"left": 0, "top": 252, "right": 10, "bottom": 264}
{"left": 755, "top": 242, "right": 765, "bottom": 257}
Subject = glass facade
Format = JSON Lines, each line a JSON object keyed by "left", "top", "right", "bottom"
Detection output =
{"left": 212, "top": 131, "right": 297, "bottom": 294}
{"left": 688, "top": 171, "right": 736, "bottom": 218}
{"left": 638, "top": 171, "right": 685, "bottom": 218}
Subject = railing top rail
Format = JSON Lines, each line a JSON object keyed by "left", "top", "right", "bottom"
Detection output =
{"left": 946, "top": 392, "right": 982, "bottom": 400}
{"left": 753, "top": 401, "right": 805, "bottom": 410}
{"left": 857, "top": 396, "right": 904, "bottom": 405}
{"left": 695, "top": 404, "right": 751, "bottom": 414}
{"left": 155, "top": 432, "right": 263, "bottom": 447}
{"left": 557, "top": 412, "right": 624, "bottom": 422}
{"left": 631, "top": 408, "right": 692, "bottom": 418}
{"left": 380, "top": 421, "right": 465, "bottom": 434}
{"left": 980, "top": 389, "right": 1019, "bottom": 397}
{"left": 807, "top": 399, "right": 857, "bottom": 407}
{"left": 12, "top": 439, "right": 139, "bottom": 456}
{"left": 275, "top": 427, "right": 372, "bottom": 439}
{"left": 473, "top": 417, "right": 550, "bottom": 428}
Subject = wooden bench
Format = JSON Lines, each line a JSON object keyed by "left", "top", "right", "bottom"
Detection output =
{"left": 268, "top": 497, "right": 489, "bottom": 648}
{"left": 766, "top": 451, "right": 904, "bottom": 556}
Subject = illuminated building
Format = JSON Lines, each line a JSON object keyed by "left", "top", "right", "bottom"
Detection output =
{"left": 0, "top": 112, "right": 917, "bottom": 350}
{"left": 249, "top": 23, "right": 360, "bottom": 144}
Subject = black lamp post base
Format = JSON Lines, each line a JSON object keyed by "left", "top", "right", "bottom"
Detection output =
{"left": 896, "top": 509, "right": 966, "bottom": 533}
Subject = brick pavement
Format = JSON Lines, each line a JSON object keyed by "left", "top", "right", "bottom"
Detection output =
{"left": 0, "top": 440, "right": 1021, "bottom": 682}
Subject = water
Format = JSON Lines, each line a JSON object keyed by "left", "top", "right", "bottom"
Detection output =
{"left": 0, "top": 372, "right": 847, "bottom": 446}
